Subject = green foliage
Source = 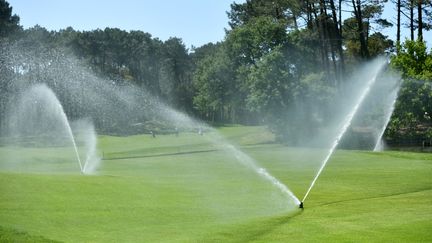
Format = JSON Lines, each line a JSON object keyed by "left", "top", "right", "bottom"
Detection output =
{"left": 367, "top": 32, "right": 394, "bottom": 56}
{"left": 0, "top": 0, "right": 427, "bottom": 143}
{"left": 246, "top": 48, "right": 294, "bottom": 116}
{"left": 159, "top": 37, "right": 193, "bottom": 110}
{"left": 285, "top": 29, "right": 322, "bottom": 77}
{"left": 227, "top": 0, "right": 300, "bottom": 29}
{"left": 299, "top": 73, "right": 335, "bottom": 104}
{"left": 343, "top": 18, "right": 393, "bottom": 59}
{"left": 244, "top": 47, "right": 338, "bottom": 142}
{"left": 392, "top": 40, "right": 432, "bottom": 80}
{"left": 192, "top": 44, "right": 235, "bottom": 121}
{"left": 388, "top": 40, "right": 432, "bottom": 140}
{"left": 226, "top": 16, "right": 288, "bottom": 65}
{"left": 0, "top": 0, "right": 20, "bottom": 38}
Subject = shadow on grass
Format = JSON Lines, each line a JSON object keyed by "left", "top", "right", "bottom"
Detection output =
{"left": 102, "top": 149, "right": 218, "bottom": 160}
{"left": 201, "top": 209, "right": 303, "bottom": 242}
{"left": 364, "top": 150, "right": 432, "bottom": 160}
{"left": 314, "top": 187, "right": 432, "bottom": 208}
{"left": 0, "top": 226, "right": 60, "bottom": 243}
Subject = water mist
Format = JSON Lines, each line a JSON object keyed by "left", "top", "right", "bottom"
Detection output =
{"left": 1, "top": 43, "right": 300, "bottom": 212}
{"left": 373, "top": 84, "right": 400, "bottom": 152}
{"left": 157, "top": 105, "right": 301, "bottom": 207}
{"left": 2, "top": 84, "right": 98, "bottom": 174}
{"left": 301, "top": 58, "right": 388, "bottom": 204}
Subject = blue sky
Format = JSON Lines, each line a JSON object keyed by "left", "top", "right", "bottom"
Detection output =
{"left": 7, "top": 0, "right": 431, "bottom": 49}
{"left": 380, "top": 1, "right": 431, "bottom": 48}
{"left": 8, "top": 0, "right": 244, "bottom": 48}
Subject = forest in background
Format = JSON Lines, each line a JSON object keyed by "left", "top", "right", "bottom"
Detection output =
{"left": 0, "top": 0, "right": 431, "bottom": 145}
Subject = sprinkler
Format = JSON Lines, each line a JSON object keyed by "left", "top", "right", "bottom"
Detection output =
{"left": 299, "top": 201, "right": 303, "bottom": 209}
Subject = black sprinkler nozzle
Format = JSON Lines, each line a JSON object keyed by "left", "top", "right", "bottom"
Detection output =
{"left": 299, "top": 201, "right": 303, "bottom": 209}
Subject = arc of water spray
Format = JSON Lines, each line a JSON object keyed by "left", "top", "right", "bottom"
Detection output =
{"left": 302, "top": 60, "right": 387, "bottom": 203}
{"left": 223, "top": 142, "right": 301, "bottom": 206}
{"left": 373, "top": 82, "right": 401, "bottom": 151}
{"left": 160, "top": 107, "right": 301, "bottom": 206}
{"left": 56, "top": 103, "right": 84, "bottom": 173}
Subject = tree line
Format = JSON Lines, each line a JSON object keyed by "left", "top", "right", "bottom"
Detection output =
{"left": 1, "top": 0, "right": 431, "bottom": 143}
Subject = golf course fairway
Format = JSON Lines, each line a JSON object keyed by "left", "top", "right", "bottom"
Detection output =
{"left": 1, "top": 126, "right": 431, "bottom": 242}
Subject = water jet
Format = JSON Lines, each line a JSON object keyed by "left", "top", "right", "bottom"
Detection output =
{"left": 2, "top": 84, "right": 99, "bottom": 174}
{"left": 302, "top": 58, "right": 388, "bottom": 203}
{"left": 373, "top": 81, "right": 401, "bottom": 151}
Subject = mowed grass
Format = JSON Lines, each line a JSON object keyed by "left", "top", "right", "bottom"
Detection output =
{"left": 0, "top": 126, "right": 431, "bottom": 242}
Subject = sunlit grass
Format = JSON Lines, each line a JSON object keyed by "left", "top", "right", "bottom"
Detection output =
{"left": 0, "top": 126, "right": 431, "bottom": 242}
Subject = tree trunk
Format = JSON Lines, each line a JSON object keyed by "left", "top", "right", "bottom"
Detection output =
{"left": 352, "top": 0, "right": 369, "bottom": 59}
{"left": 397, "top": 0, "right": 401, "bottom": 52}
{"left": 319, "top": 0, "right": 333, "bottom": 79}
{"left": 312, "top": 3, "right": 329, "bottom": 74}
{"left": 329, "top": 0, "right": 345, "bottom": 83}
{"left": 320, "top": 0, "right": 338, "bottom": 83}
{"left": 293, "top": 13, "right": 299, "bottom": 30}
{"left": 338, "top": 0, "right": 343, "bottom": 34}
{"left": 418, "top": 0, "right": 423, "bottom": 41}
{"left": 306, "top": 0, "right": 313, "bottom": 29}
{"left": 410, "top": 0, "right": 414, "bottom": 41}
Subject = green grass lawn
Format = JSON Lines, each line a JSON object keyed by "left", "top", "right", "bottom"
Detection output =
{"left": 0, "top": 126, "right": 431, "bottom": 242}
